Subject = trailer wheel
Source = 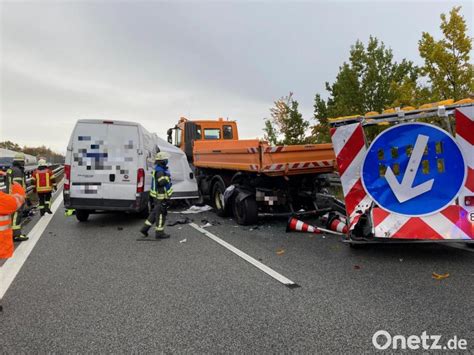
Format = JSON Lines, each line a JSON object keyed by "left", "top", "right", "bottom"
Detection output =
{"left": 212, "top": 180, "right": 228, "bottom": 217}
{"left": 76, "top": 210, "right": 90, "bottom": 222}
{"left": 232, "top": 195, "right": 258, "bottom": 225}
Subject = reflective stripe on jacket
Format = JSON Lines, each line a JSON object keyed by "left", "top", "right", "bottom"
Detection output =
{"left": 0, "top": 183, "right": 25, "bottom": 259}
{"left": 150, "top": 168, "right": 172, "bottom": 200}
{"left": 34, "top": 168, "right": 54, "bottom": 193}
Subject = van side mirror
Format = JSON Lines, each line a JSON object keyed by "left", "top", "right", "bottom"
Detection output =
{"left": 167, "top": 129, "right": 173, "bottom": 144}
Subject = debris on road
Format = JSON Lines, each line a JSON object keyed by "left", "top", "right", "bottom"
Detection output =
{"left": 201, "top": 218, "right": 220, "bottom": 226}
{"left": 249, "top": 226, "right": 259, "bottom": 231}
{"left": 167, "top": 217, "right": 190, "bottom": 226}
{"left": 117, "top": 227, "right": 123, "bottom": 231}
{"left": 354, "top": 265, "right": 361, "bottom": 270}
{"left": 432, "top": 272, "right": 450, "bottom": 280}
{"left": 201, "top": 222, "right": 213, "bottom": 228}
{"left": 173, "top": 205, "right": 213, "bottom": 214}
{"left": 276, "top": 249, "right": 285, "bottom": 256}
{"left": 179, "top": 238, "right": 187, "bottom": 243}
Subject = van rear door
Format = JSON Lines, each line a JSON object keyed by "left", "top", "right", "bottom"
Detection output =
{"left": 70, "top": 121, "right": 139, "bottom": 202}
{"left": 70, "top": 122, "right": 108, "bottom": 199}
{"left": 101, "top": 123, "right": 139, "bottom": 200}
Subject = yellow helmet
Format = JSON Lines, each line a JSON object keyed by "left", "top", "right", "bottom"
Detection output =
{"left": 155, "top": 152, "right": 169, "bottom": 161}
{"left": 13, "top": 153, "right": 25, "bottom": 162}
{"left": 38, "top": 159, "right": 47, "bottom": 166}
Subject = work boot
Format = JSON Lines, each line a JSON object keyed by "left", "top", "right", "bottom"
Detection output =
{"left": 14, "top": 234, "right": 29, "bottom": 242}
{"left": 140, "top": 225, "right": 150, "bottom": 237}
{"left": 46, "top": 208, "right": 53, "bottom": 214}
{"left": 40, "top": 211, "right": 45, "bottom": 217}
{"left": 155, "top": 231, "right": 170, "bottom": 239}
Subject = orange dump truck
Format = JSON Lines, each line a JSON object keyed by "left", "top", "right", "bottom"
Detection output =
{"left": 167, "top": 117, "right": 337, "bottom": 224}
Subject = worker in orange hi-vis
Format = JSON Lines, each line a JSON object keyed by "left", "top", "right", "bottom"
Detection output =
{"left": 0, "top": 169, "right": 26, "bottom": 259}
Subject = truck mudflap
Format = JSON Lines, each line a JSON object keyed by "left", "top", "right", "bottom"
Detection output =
{"left": 330, "top": 105, "right": 474, "bottom": 243}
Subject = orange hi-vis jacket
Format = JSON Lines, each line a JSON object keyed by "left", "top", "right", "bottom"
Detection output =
{"left": 0, "top": 182, "right": 26, "bottom": 258}
{"left": 34, "top": 168, "right": 54, "bottom": 193}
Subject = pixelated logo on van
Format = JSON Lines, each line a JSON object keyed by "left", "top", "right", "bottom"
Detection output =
{"left": 74, "top": 136, "right": 135, "bottom": 178}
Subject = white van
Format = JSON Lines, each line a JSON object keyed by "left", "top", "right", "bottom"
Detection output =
{"left": 64, "top": 119, "right": 198, "bottom": 221}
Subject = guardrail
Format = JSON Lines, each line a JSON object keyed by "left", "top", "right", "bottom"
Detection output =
{"left": 25, "top": 165, "right": 64, "bottom": 195}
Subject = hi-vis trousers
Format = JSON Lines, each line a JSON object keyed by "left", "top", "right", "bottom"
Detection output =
{"left": 12, "top": 205, "right": 23, "bottom": 238}
{"left": 38, "top": 192, "right": 52, "bottom": 216}
{"left": 144, "top": 198, "right": 168, "bottom": 234}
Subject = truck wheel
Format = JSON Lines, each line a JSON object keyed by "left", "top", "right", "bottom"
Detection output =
{"left": 76, "top": 210, "right": 90, "bottom": 222}
{"left": 212, "top": 180, "right": 228, "bottom": 217}
{"left": 232, "top": 195, "right": 258, "bottom": 225}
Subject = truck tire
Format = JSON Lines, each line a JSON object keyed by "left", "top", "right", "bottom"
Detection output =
{"left": 232, "top": 195, "right": 258, "bottom": 225}
{"left": 212, "top": 180, "right": 228, "bottom": 217}
{"left": 76, "top": 210, "right": 90, "bottom": 222}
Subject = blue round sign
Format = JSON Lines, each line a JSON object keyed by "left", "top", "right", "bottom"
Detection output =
{"left": 361, "top": 123, "right": 466, "bottom": 216}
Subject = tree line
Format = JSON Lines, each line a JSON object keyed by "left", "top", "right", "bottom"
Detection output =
{"left": 263, "top": 6, "right": 473, "bottom": 145}
{"left": 0, "top": 141, "right": 65, "bottom": 164}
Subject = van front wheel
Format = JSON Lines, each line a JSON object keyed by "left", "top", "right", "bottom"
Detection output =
{"left": 76, "top": 210, "right": 90, "bottom": 222}
{"left": 212, "top": 180, "right": 228, "bottom": 217}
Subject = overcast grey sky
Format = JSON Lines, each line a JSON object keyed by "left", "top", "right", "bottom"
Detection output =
{"left": 1, "top": 0, "right": 472, "bottom": 153}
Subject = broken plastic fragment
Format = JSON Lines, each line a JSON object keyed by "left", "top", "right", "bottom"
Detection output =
{"left": 432, "top": 272, "right": 449, "bottom": 280}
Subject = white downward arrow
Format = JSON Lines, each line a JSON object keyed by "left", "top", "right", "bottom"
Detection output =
{"left": 385, "top": 134, "right": 434, "bottom": 203}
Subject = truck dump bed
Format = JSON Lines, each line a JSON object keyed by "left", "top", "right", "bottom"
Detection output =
{"left": 193, "top": 139, "right": 335, "bottom": 176}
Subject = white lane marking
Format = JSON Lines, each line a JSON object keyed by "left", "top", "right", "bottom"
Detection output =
{"left": 189, "top": 223, "right": 298, "bottom": 287}
{"left": 0, "top": 192, "right": 63, "bottom": 300}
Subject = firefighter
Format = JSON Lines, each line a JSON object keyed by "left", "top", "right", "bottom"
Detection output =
{"left": 7, "top": 153, "right": 28, "bottom": 241}
{"left": 0, "top": 169, "right": 26, "bottom": 259}
{"left": 140, "top": 152, "right": 173, "bottom": 239}
{"left": 33, "top": 159, "right": 55, "bottom": 216}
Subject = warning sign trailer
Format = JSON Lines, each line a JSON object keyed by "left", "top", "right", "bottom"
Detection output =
{"left": 329, "top": 99, "right": 474, "bottom": 246}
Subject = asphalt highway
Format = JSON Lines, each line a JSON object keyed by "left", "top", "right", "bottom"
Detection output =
{"left": 0, "top": 197, "right": 473, "bottom": 352}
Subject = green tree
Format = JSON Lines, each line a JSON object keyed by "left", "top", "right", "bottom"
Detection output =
{"left": 418, "top": 6, "right": 473, "bottom": 101}
{"left": 311, "top": 94, "right": 331, "bottom": 143}
{"left": 0, "top": 141, "right": 22, "bottom": 151}
{"left": 321, "top": 36, "right": 418, "bottom": 118}
{"left": 263, "top": 92, "right": 310, "bottom": 145}
{"left": 263, "top": 119, "right": 279, "bottom": 145}
{"left": 311, "top": 37, "right": 418, "bottom": 143}
{"left": 282, "top": 99, "right": 309, "bottom": 145}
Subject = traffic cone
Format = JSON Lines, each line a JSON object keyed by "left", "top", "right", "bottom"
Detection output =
{"left": 321, "top": 213, "right": 348, "bottom": 234}
{"left": 286, "top": 217, "right": 321, "bottom": 234}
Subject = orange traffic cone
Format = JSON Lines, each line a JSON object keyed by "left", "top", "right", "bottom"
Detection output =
{"left": 321, "top": 213, "right": 348, "bottom": 234}
{"left": 286, "top": 217, "right": 321, "bottom": 234}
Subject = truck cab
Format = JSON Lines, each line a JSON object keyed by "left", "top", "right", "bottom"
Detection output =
{"left": 167, "top": 117, "right": 239, "bottom": 160}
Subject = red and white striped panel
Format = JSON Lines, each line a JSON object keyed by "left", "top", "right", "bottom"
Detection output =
{"left": 262, "top": 164, "right": 285, "bottom": 171}
{"left": 330, "top": 108, "right": 474, "bottom": 240}
{"left": 247, "top": 147, "right": 258, "bottom": 154}
{"left": 456, "top": 106, "right": 474, "bottom": 223}
{"left": 249, "top": 164, "right": 259, "bottom": 171}
{"left": 288, "top": 161, "right": 334, "bottom": 169}
{"left": 262, "top": 161, "right": 334, "bottom": 172}
{"left": 265, "top": 146, "right": 284, "bottom": 153}
{"left": 330, "top": 123, "right": 371, "bottom": 230}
